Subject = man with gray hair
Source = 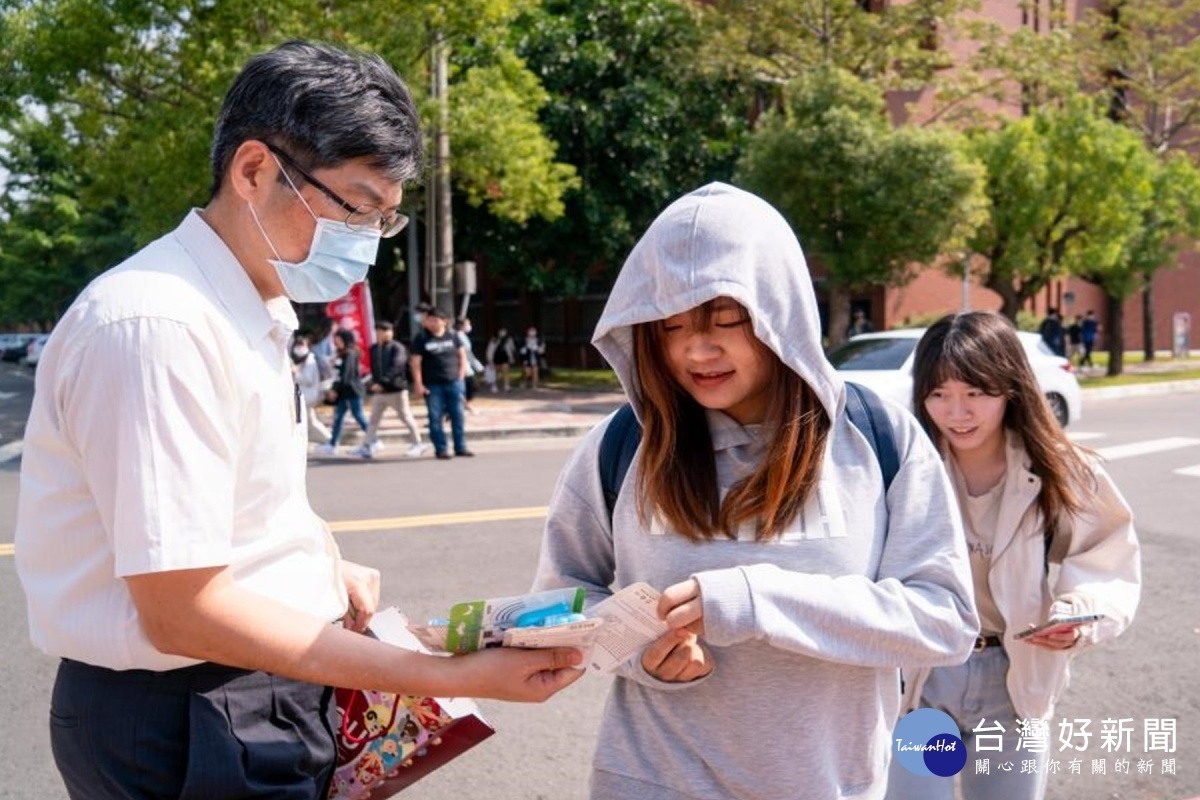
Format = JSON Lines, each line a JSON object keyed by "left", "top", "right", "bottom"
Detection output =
{"left": 15, "top": 40, "right": 580, "bottom": 800}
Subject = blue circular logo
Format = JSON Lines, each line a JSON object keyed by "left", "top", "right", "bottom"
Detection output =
{"left": 893, "top": 708, "right": 967, "bottom": 777}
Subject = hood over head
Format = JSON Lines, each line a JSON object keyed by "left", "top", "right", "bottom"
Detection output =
{"left": 593, "top": 182, "right": 842, "bottom": 422}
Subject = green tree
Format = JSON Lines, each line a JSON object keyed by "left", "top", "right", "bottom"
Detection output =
{"left": 0, "top": 0, "right": 579, "bottom": 319}
{"left": 454, "top": 0, "right": 751, "bottom": 293}
{"left": 736, "top": 69, "right": 985, "bottom": 346}
{"left": 692, "top": 0, "right": 971, "bottom": 91}
{"left": 927, "top": 5, "right": 1086, "bottom": 127}
{"left": 1075, "top": 152, "right": 1200, "bottom": 375}
{"left": 0, "top": 117, "right": 135, "bottom": 327}
{"left": 966, "top": 101, "right": 1158, "bottom": 373}
{"left": 1076, "top": 0, "right": 1200, "bottom": 358}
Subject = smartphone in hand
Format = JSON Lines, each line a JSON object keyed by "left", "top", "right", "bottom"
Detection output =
{"left": 1013, "top": 613, "right": 1106, "bottom": 640}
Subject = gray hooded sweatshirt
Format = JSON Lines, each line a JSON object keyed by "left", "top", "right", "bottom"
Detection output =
{"left": 533, "top": 183, "right": 977, "bottom": 800}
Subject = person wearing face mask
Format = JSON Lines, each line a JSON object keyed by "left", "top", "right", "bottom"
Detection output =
{"left": 292, "top": 333, "right": 333, "bottom": 443}
{"left": 520, "top": 325, "right": 546, "bottom": 389}
{"left": 14, "top": 40, "right": 583, "bottom": 800}
{"left": 486, "top": 326, "right": 517, "bottom": 392}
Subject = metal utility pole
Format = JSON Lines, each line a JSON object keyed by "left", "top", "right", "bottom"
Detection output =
{"left": 406, "top": 199, "right": 421, "bottom": 342}
{"left": 426, "top": 31, "right": 454, "bottom": 318}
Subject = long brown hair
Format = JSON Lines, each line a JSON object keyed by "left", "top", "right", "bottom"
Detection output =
{"left": 912, "top": 311, "right": 1093, "bottom": 540}
{"left": 631, "top": 302, "right": 830, "bottom": 541}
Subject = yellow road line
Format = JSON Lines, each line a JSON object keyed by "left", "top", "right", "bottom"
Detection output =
{"left": 0, "top": 507, "right": 551, "bottom": 558}
{"left": 327, "top": 506, "right": 549, "bottom": 534}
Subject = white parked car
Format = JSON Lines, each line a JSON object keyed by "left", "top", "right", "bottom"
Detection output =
{"left": 23, "top": 333, "right": 50, "bottom": 369}
{"left": 827, "top": 328, "right": 1082, "bottom": 427}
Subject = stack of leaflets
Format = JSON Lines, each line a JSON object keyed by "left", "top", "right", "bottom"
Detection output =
{"left": 407, "top": 582, "right": 671, "bottom": 674}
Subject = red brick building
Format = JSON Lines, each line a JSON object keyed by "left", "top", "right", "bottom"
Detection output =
{"left": 853, "top": 0, "right": 1200, "bottom": 354}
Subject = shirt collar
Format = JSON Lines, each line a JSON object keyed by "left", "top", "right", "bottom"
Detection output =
{"left": 705, "top": 409, "right": 762, "bottom": 452}
{"left": 174, "top": 210, "right": 298, "bottom": 344}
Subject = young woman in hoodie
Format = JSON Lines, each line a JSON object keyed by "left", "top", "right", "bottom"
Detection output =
{"left": 532, "top": 183, "right": 979, "bottom": 800}
{"left": 890, "top": 311, "right": 1141, "bottom": 800}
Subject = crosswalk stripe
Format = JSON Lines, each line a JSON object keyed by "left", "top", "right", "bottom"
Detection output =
{"left": 0, "top": 440, "right": 22, "bottom": 465}
{"left": 1096, "top": 437, "right": 1200, "bottom": 461}
{"left": 1175, "top": 465, "right": 1200, "bottom": 477}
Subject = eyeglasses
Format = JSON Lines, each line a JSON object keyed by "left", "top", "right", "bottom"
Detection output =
{"left": 264, "top": 142, "right": 409, "bottom": 238}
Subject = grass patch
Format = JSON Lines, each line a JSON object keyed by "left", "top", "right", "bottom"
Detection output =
{"left": 1077, "top": 368, "right": 1200, "bottom": 388}
{"left": 541, "top": 368, "right": 622, "bottom": 391}
{"left": 1087, "top": 351, "right": 1200, "bottom": 367}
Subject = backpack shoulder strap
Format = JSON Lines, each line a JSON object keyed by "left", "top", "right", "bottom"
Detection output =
{"left": 844, "top": 381, "right": 900, "bottom": 492}
{"left": 600, "top": 387, "right": 900, "bottom": 523}
{"left": 600, "top": 404, "right": 642, "bottom": 524}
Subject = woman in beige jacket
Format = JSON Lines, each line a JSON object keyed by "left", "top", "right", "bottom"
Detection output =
{"left": 889, "top": 311, "right": 1141, "bottom": 800}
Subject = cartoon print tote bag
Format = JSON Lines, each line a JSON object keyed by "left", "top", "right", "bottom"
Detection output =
{"left": 328, "top": 609, "right": 494, "bottom": 799}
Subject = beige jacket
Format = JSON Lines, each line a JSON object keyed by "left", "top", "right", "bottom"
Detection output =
{"left": 902, "top": 433, "right": 1141, "bottom": 721}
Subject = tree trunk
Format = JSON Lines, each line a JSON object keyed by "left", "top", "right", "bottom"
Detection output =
{"left": 1142, "top": 275, "right": 1155, "bottom": 361}
{"left": 1106, "top": 293, "right": 1125, "bottom": 377}
{"left": 826, "top": 284, "right": 852, "bottom": 350}
{"left": 984, "top": 273, "right": 1021, "bottom": 321}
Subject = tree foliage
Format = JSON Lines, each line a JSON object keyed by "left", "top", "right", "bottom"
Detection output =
{"left": 966, "top": 101, "right": 1157, "bottom": 337}
{"left": 691, "top": 0, "right": 972, "bottom": 91}
{"left": 1074, "top": 150, "right": 1200, "bottom": 374}
{"left": 0, "top": 0, "right": 579, "bottom": 322}
{"left": 0, "top": 116, "right": 136, "bottom": 327}
{"left": 1080, "top": 0, "right": 1200, "bottom": 153}
{"left": 736, "top": 68, "right": 985, "bottom": 345}
{"left": 454, "top": 0, "right": 751, "bottom": 293}
{"left": 927, "top": 11, "right": 1086, "bottom": 127}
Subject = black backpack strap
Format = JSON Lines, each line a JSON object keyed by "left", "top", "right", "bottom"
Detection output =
{"left": 600, "top": 388, "right": 898, "bottom": 523}
{"left": 600, "top": 404, "right": 642, "bottom": 524}
{"left": 844, "top": 382, "right": 900, "bottom": 492}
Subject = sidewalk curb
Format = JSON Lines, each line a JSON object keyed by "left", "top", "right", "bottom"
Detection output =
{"left": 321, "top": 378, "right": 1200, "bottom": 448}
{"left": 335, "top": 421, "right": 604, "bottom": 447}
{"left": 1081, "top": 378, "right": 1200, "bottom": 401}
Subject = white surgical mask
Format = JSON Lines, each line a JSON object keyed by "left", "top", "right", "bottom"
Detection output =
{"left": 249, "top": 156, "right": 382, "bottom": 303}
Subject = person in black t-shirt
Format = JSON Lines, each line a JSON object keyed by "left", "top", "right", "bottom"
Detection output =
{"left": 410, "top": 309, "right": 472, "bottom": 459}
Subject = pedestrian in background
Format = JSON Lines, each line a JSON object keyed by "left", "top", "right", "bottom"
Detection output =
{"left": 1038, "top": 307, "right": 1066, "bottom": 357}
{"left": 520, "top": 325, "right": 546, "bottom": 389}
{"left": 411, "top": 308, "right": 473, "bottom": 459}
{"left": 14, "top": 40, "right": 580, "bottom": 800}
{"left": 293, "top": 334, "right": 332, "bottom": 443}
{"left": 357, "top": 320, "right": 424, "bottom": 458}
{"left": 1067, "top": 314, "right": 1084, "bottom": 364}
{"left": 486, "top": 326, "right": 516, "bottom": 392}
{"left": 533, "top": 183, "right": 977, "bottom": 800}
{"left": 318, "top": 328, "right": 370, "bottom": 455}
{"left": 1080, "top": 309, "right": 1100, "bottom": 368}
{"left": 456, "top": 317, "right": 485, "bottom": 414}
{"left": 846, "top": 307, "right": 875, "bottom": 338}
{"left": 891, "top": 311, "right": 1141, "bottom": 800}
{"left": 311, "top": 316, "right": 338, "bottom": 394}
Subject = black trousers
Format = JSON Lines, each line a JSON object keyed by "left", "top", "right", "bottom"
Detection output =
{"left": 50, "top": 658, "right": 337, "bottom": 800}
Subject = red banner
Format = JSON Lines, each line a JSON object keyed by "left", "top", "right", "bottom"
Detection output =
{"left": 326, "top": 281, "right": 376, "bottom": 372}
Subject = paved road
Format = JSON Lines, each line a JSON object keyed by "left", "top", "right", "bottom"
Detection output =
{"left": 1, "top": 371, "right": 1198, "bottom": 798}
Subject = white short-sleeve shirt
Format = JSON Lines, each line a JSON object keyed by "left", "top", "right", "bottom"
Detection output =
{"left": 15, "top": 211, "right": 347, "bottom": 671}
